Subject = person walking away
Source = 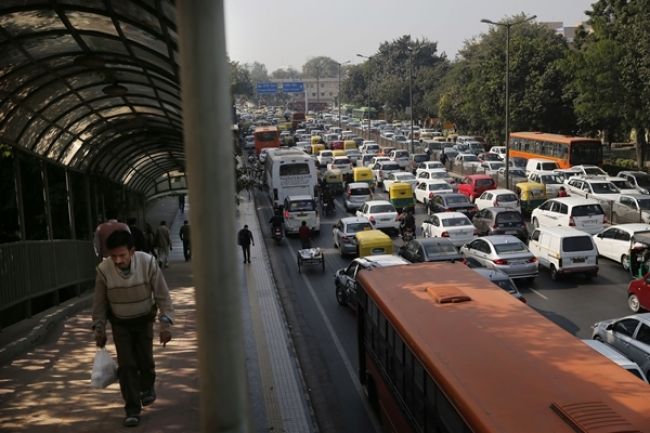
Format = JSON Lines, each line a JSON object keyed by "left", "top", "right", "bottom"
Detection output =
{"left": 154, "top": 221, "right": 171, "bottom": 267}
{"left": 143, "top": 223, "right": 155, "bottom": 255}
{"left": 91, "top": 230, "right": 174, "bottom": 428}
{"left": 178, "top": 194, "right": 186, "bottom": 213}
{"left": 179, "top": 220, "right": 191, "bottom": 261}
{"left": 127, "top": 218, "right": 146, "bottom": 252}
{"left": 94, "top": 213, "right": 130, "bottom": 258}
{"left": 237, "top": 224, "right": 254, "bottom": 263}
{"left": 299, "top": 220, "right": 312, "bottom": 249}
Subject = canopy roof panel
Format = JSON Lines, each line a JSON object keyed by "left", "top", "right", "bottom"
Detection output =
{"left": 0, "top": 0, "right": 184, "bottom": 196}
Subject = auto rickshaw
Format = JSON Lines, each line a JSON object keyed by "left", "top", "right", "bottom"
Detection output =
{"left": 515, "top": 181, "right": 546, "bottom": 214}
{"left": 322, "top": 169, "right": 344, "bottom": 195}
{"left": 355, "top": 229, "right": 393, "bottom": 257}
{"left": 352, "top": 166, "right": 375, "bottom": 190}
{"left": 332, "top": 149, "right": 347, "bottom": 157}
{"left": 311, "top": 135, "right": 323, "bottom": 145}
{"left": 343, "top": 140, "right": 357, "bottom": 150}
{"left": 389, "top": 182, "right": 416, "bottom": 213}
{"left": 311, "top": 143, "right": 325, "bottom": 156}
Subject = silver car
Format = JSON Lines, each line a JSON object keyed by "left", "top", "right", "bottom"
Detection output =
{"left": 460, "top": 235, "right": 538, "bottom": 281}
{"left": 344, "top": 182, "right": 372, "bottom": 211}
{"left": 332, "top": 216, "right": 373, "bottom": 256}
{"left": 592, "top": 313, "right": 650, "bottom": 380}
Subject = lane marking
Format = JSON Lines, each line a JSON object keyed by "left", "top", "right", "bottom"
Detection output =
{"left": 529, "top": 288, "right": 549, "bottom": 300}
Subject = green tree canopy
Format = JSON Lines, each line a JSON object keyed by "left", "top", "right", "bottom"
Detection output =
{"left": 302, "top": 56, "right": 340, "bottom": 78}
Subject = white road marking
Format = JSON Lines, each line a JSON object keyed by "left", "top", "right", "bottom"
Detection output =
{"left": 529, "top": 288, "right": 549, "bottom": 300}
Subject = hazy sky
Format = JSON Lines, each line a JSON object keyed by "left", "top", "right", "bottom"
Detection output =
{"left": 224, "top": 0, "right": 594, "bottom": 72}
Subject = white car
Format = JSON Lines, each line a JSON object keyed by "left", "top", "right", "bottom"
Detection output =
{"left": 592, "top": 224, "right": 650, "bottom": 269}
{"left": 478, "top": 161, "right": 505, "bottom": 175}
{"left": 414, "top": 180, "right": 454, "bottom": 205}
{"left": 531, "top": 197, "right": 606, "bottom": 235}
{"left": 455, "top": 153, "right": 481, "bottom": 170}
{"left": 356, "top": 200, "right": 400, "bottom": 233}
{"left": 332, "top": 216, "right": 373, "bottom": 256}
{"left": 475, "top": 189, "right": 521, "bottom": 212}
{"left": 416, "top": 161, "right": 446, "bottom": 172}
{"left": 564, "top": 177, "right": 621, "bottom": 201}
{"left": 317, "top": 150, "right": 334, "bottom": 167}
{"left": 489, "top": 146, "right": 507, "bottom": 160}
{"left": 571, "top": 165, "right": 608, "bottom": 177}
{"left": 327, "top": 156, "right": 353, "bottom": 174}
{"left": 606, "top": 177, "right": 639, "bottom": 195}
{"left": 371, "top": 161, "right": 401, "bottom": 185}
{"left": 369, "top": 156, "right": 390, "bottom": 167}
{"left": 389, "top": 149, "right": 410, "bottom": 169}
{"left": 416, "top": 168, "right": 456, "bottom": 187}
{"left": 383, "top": 171, "right": 417, "bottom": 192}
{"left": 421, "top": 211, "right": 477, "bottom": 247}
{"left": 345, "top": 150, "right": 361, "bottom": 166}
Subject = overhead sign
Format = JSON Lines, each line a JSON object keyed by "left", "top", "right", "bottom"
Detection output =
{"left": 282, "top": 82, "right": 304, "bottom": 93}
{"left": 256, "top": 82, "right": 278, "bottom": 94}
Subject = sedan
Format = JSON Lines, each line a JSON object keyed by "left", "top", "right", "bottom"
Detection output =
{"left": 356, "top": 200, "right": 400, "bottom": 234}
{"left": 478, "top": 161, "right": 505, "bottom": 175}
{"left": 421, "top": 212, "right": 477, "bottom": 247}
{"left": 455, "top": 153, "right": 481, "bottom": 170}
{"left": 471, "top": 268, "right": 527, "bottom": 303}
{"left": 592, "top": 314, "right": 650, "bottom": 379}
{"left": 414, "top": 180, "right": 454, "bottom": 205}
{"left": 383, "top": 171, "right": 417, "bottom": 193}
{"left": 398, "top": 237, "right": 463, "bottom": 263}
{"left": 332, "top": 216, "right": 373, "bottom": 256}
{"left": 460, "top": 235, "right": 538, "bottom": 281}
{"left": 473, "top": 208, "right": 528, "bottom": 241}
{"left": 592, "top": 224, "right": 650, "bottom": 269}
{"left": 427, "top": 193, "right": 478, "bottom": 218}
{"left": 416, "top": 168, "right": 456, "bottom": 188}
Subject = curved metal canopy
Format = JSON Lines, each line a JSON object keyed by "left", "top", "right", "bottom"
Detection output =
{"left": 0, "top": 0, "right": 185, "bottom": 197}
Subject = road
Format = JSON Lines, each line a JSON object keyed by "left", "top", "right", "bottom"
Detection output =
{"left": 252, "top": 182, "right": 634, "bottom": 433}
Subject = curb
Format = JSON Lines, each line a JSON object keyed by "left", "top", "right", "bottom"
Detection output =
{"left": 0, "top": 294, "right": 93, "bottom": 366}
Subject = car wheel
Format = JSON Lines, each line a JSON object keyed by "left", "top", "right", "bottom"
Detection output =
{"left": 628, "top": 294, "right": 644, "bottom": 313}
{"left": 335, "top": 284, "right": 346, "bottom": 306}
{"left": 532, "top": 218, "right": 539, "bottom": 229}
{"left": 621, "top": 254, "right": 630, "bottom": 271}
{"left": 550, "top": 264, "right": 559, "bottom": 281}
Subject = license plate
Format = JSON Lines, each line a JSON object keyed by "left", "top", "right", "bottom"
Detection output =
{"left": 573, "top": 257, "right": 585, "bottom": 263}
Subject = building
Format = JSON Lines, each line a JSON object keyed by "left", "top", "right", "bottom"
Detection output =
{"left": 540, "top": 21, "right": 590, "bottom": 44}
{"left": 270, "top": 77, "right": 340, "bottom": 111}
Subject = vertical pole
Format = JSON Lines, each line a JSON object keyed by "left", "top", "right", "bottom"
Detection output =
{"left": 41, "top": 161, "right": 53, "bottom": 240}
{"left": 177, "top": 2, "right": 249, "bottom": 433}
{"left": 505, "top": 24, "right": 511, "bottom": 189}
{"left": 13, "top": 153, "right": 26, "bottom": 241}
{"left": 409, "top": 51, "right": 414, "bottom": 154}
{"left": 84, "top": 175, "right": 93, "bottom": 238}
{"left": 366, "top": 65, "right": 371, "bottom": 140}
{"left": 338, "top": 63, "right": 341, "bottom": 129}
{"left": 316, "top": 66, "right": 320, "bottom": 111}
{"left": 65, "top": 170, "right": 76, "bottom": 239}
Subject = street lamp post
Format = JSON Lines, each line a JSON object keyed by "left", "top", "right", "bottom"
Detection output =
{"left": 337, "top": 60, "right": 350, "bottom": 129}
{"left": 407, "top": 47, "right": 415, "bottom": 154}
{"left": 481, "top": 15, "right": 536, "bottom": 188}
{"left": 356, "top": 53, "right": 372, "bottom": 140}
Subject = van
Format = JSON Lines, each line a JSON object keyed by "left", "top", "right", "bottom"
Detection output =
{"left": 582, "top": 339, "right": 648, "bottom": 383}
{"left": 526, "top": 158, "right": 560, "bottom": 174}
{"left": 283, "top": 195, "right": 321, "bottom": 235}
{"left": 527, "top": 226, "right": 598, "bottom": 280}
{"left": 531, "top": 197, "right": 605, "bottom": 234}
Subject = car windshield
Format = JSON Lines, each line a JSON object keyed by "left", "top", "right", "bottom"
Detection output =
{"left": 381, "top": 163, "right": 400, "bottom": 170}
{"left": 442, "top": 217, "right": 471, "bottom": 227}
{"left": 540, "top": 174, "right": 563, "bottom": 184}
{"left": 635, "top": 174, "right": 650, "bottom": 187}
{"left": 346, "top": 222, "right": 373, "bottom": 233}
{"left": 413, "top": 155, "right": 428, "bottom": 163}
{"left": 591, "top": 182, "right": 619, "bottom": 194}
{"left": 431, "top": 172, "right": 449, "bottom": 179}
{"left": 540, "top": 162, "right": 558, "bottom": 171}
{"left": 584, "top": 167, "right": 606, "bottom": 175}
{"left": 424, "top": 242, "right": 459, "bottom": 256}
{"left": 571, "top": 204, "right": 604, "bottom": 216}
{"left": 496, "top": 212, "right": 523, "bottom": 224}
{"left": 510, "top": 169, "right": 526, "bottom": 177}
{"left": 562, "top": 236, "right": 594, "bottom": 252}
{"left": 476, "top": 179, "right": 495, "bottom": 187}
{"left": 493, "top": 241, "right": 527, "bottom": 253}
{"left": 333, "top": 158, "right": 351, "bottom": 165}
{"left": 350, "top": 187, "right": 371, "bottom": 195}
{"left": 445, "top": 196, "right": 470, "bottom": 205}
{"left": 288, "top": 200, "right": 315, "bottom": 211}
{"left": 430, "top": 183, "right": 451, "bottom": 191}
{"left": 609, "top": 180, "right": 632, "bottom": 189}
{"left": 370, "top": 204, "right": 396, "bottom": 213}
{"left": 463, "top": 155, "right": 479, "bottom": 162}
{"left": 456, "top": 144, "right": 469, "bottom": 152}
{"left": 396, "top": 174, "right": 415, "bottom": 181}
{"left": 637, "top": 199, "right": 650, "bottom": 210}
{"left": 496, "top": 194, "right": 518, "bottom": 202}
{"left": 489, "top": 162, "right": 505, "bottom": 169}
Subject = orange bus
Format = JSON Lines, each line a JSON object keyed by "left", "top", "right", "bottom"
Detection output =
{"left": 509, "top": 131, "right": 602, "bottom": 169}
{"left": 356, "top": 262, "right": 650, "bottom": 433}
{"left": 254, "top": 125, "right": 280, "bottom": 155}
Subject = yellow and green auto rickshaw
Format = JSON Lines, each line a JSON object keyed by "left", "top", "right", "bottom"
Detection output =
{"left": 322, "top": 169, "right": 344, "bottom": 195}
{"left": 389, "top": 182, "right": 416, "bottom": 213}
{"left": 311, "top": 143, "right": 325, "bottom": 156}
{"left": 355, "top": 229, "right": 393, "bottom": 257}
{"left": 352, "top": 166, "right": 375, "bottom": 190}
{"left": 343, "top": 140, "right": 357, "bottom": 151}
{"left": 516, "top": 181, "right": 546, "bottom": 214}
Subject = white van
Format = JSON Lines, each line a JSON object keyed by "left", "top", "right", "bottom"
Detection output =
{"left": 531, "top": 197, "right": 606, "bottom": 235}
{"left": 582, "top": 339, "right": 648, "bottom": 383}
{"left": 528, "top": 226, "right": 598, "bottom": 280}
{"left": 283, "top": 195, "right": 321, "bottom": 235}
{"left": 526, "top": 158, "right": 560, "bottom": 175}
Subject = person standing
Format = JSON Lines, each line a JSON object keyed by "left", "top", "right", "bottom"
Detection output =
{"left": 94, "top": 213, "right": 130, "bottom": 258}
{"left": 237, "top": 224, "right": 254, "bottom": 263}
{"left": 154, "top": 221, "right": 171, "bottom": 268}
{"left": 179, "top": 220, "right": 191, "bottom": 261}
{"left": 92, "top": 230, "right": 174, "bottom": 428}
{"left": 298, "top": 220, "right": 311, "bottom": 249}
{"left": 178, "top": 194, "right": 186, "bottom": 213}
{"left": 127, "top": 218, "right": 146, "bottom": 252}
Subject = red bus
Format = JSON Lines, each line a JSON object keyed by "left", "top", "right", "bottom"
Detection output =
{"left": 254, "top": 125, "right": 280, "bottom": 155}
{"left": 356, "top": 262, "right": 650, "bottom": 433}
{"left": 509, "top": 131, "right": 602, "bottom": 169}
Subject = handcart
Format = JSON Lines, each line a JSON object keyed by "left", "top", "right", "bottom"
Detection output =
{"left": 297, "top": 248, "right": 325, "bottom": 273}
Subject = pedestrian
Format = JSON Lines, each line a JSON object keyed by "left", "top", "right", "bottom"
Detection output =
{"left": 179, "top": 220, "right": 191, "bottom": 261}
{"left": 143, "top": 223, "right": 155, "bottom": 255}
{"left": 557, "top": 186, "right": 568, "bottom": 198}
{"left": 298, "top": 220, "right": 311, "bottom": 249}
{"left": 439, "top": 151, "right": 447, "bottom": 166}
{"left": 91, "top": 230, "right": 174, "bottom": 428}
{"left": 154, "top": 221, "right": 171, "bottom": 268}
{"left": 94, "top": 213, "right": 130, "bottom": 258}
{"left": 237, "top": 224, "right": 254, "bottom": 263}
{"left": 127, "top": 218, "right": 146, "bottom": 252}
{"left": 178, "top": 194, "right": 186, "bottom": 213}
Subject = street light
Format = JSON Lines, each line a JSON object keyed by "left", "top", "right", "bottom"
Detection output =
{"left": 407, "top": 47, "right": 415, "bottom": 154}
{"left": 337, "top": 60, "right": 350, "bottom": 129}
{"left": 357, "top": 53, "right": 372, "bottom": 139}
{"left": 481, "top": 14, "right": 536, "bottom": 188}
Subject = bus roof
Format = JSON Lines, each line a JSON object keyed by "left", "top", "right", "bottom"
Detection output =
{"left": 254, "top": 125, "right": 279, "bottom": 133}
{"left": 357, "top": 262, "right": 650, "bottom": 432}
{"left": 510, "top": 131, "right": 600, "bottom": 144}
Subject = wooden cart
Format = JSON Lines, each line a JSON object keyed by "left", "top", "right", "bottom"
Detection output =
{"left": 297, "top": 248, "right": 325, "bottom": 273}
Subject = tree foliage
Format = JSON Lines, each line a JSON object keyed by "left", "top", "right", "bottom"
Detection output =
{"left": 302, "top": 56, "right": 340, "bottom": 78}
{"left": 229, "top": 60, "right": 253, "bottom": 97}
{"left": 270, "top": 67, "right": 302, "bottom": 79}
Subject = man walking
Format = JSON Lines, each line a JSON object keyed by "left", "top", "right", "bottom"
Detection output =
{"left": 94, "top": 213, "right": 130, "bottom": 258}
{"left": 154, "top": 221, "right": 171, "bottom": 267}
{"left": 92, "top": 230, "right": 174, "bottom": 427}
{"left": 179, "top": 220, "right": 191, "bottom": 261}
{"left": 298, "top": 220, "right": 311, "bottom": 249}
{"left": 237, "top": 224, "right": 254, "bottom": 263}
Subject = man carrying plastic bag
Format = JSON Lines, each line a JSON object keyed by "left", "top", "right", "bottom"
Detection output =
{"left": 92, "top": 230, "right": 175, "bottom": 428}
{"left": 90, "top": 347, "right": 118, "bottom": 388}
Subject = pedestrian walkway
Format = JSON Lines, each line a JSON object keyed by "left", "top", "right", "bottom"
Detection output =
{"left": 0, "top": 195, "right": 314, "bottom": 433}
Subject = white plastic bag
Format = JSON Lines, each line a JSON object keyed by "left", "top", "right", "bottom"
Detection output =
{"left": 90, "top": 348, "right": 118, "bottom": 388}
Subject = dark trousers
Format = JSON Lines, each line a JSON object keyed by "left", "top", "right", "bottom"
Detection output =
{"left": 182, "top": 241, "right": 191, "bottom": 261}
{"left": 111, "top": 320, "right": 155, "bottom": 416}
{"left": 241, "top": 244, "right": 251, "bottom": 262}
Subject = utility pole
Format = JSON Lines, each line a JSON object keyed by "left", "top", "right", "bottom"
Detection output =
{"left": 356, "top": 53, "right": 372, "bottom": 140}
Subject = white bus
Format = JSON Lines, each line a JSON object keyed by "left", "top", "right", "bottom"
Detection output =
{"left": 264, "top": 148, "right": 318, "bottom": 207}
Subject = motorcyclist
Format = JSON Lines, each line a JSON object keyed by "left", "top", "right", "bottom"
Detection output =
{"left": 399, "top": 208, "right": 416, "bottom": 239}
{"left": 269, "top": 207, "right": 284, "bottom": 236}
{"left": 322, "top": 185, "right": 334, "bottom": 214}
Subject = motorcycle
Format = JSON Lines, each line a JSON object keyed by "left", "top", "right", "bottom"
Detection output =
{"left": 272, "top": 225, "right": 283, "bottom": 245}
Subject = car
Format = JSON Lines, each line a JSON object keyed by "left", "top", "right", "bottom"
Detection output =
{"left": 606, "top": 176, "right": 639, "bottom": 195}
{"left": 615, "top": 194, "right": 650, "bottom": 224}
{"left": 332, "top": 216, "right": 373, "bottom": 256}
{"left": 528, "top": 172, "right": 565, "bottom": 197}
{"left": 414, "top": 180, "right": 454, "bottom": 205}
{"left": 356, "top": 200, "right": 400, "bottom": 234}
{"left": 618, "top": 171, "right": 650, "bottom": 194}
{"left": 359, "top": 153, "right": 375, "bottom": 167}
{"left": 369, "top": 155, "right": 390, "bottom": 166}
{"left": 427, "top": 193, "right": 478, "bottom": 218}
{"left": 457, "top": 174, "right": 496, "bottom": 202}
{"left": 344, "top": 182, "right": 373, "bottom": 211}
{"left": 489, "top": 146, "right": 507, "bottom": 160}
{"left": 474, "top": 189, "right": 521, "bottom": 212}
{"left": 453, "top": 143, "right": 470, "bottom": 154}
{"left": 316, "top": 150, "right": 334, "bottom": 167}
{"left": 477, "top": 152, "right": 502, "bottom": 162}
{"left": 416, "top": 168, "right": 456, "bottom": 189}
{"left": 526, "top": 158, "right": 560, "bottom": 175}
{"left": 628, "top": 275, "right": 650, "bottom": 313}
{"left": 564, "top": 177, "right": 621, "bottom": 201}
{"left": 345, "top": 149, "right": 362, "bottom": 166}
{"left": 472, "top": 208, "right": 528, "bottom": 241}
{"left": 460, "top": 235, "right": 538, "bottom": 281}
{"left": 496, "top": 167, "right": 528, "bottom": 183}
{"left": 394, "top": 135, "right": 408, "bottom": 144}
{"left": 592, "top": 313, "right": 650, "bottom": 380}
{"left": 455, "top": 153, "right": 481, "bottom": 170}
{"left": 283, "top": 195, "right": 320, "bottom": 235}
{"left": 421, "top": 211, "right": 477, "bottom": 247}
{"left": 398, "top": 237, "right": 463, "bottom": 263}
{"left": 592, "top": 224, "right": 650, "bottom": 269}
{"left": 388, "top": 149, "right": 410, "bottom": 169}
{"left": 528, "top": 226, "right": 599, "bottom": 280}
{"left": 531, "top": 197, "right": 606, "bottom": 235}
{"left": 477, "top": 160, "right": 505, "bottom": 176}
{"left": 327, "top": 156, "right": 353, "bottom": 174}
{"left": 471, "top": 268, "right": 527, "bottom": 303}
{"left": 334, "top": 255, "right": 410, "bottom": 308}
{"left": 416, "top": 161, "right": 445, "bottom": 173}
{"left": 371, "top": 161, "right": 401, "bottom": 185}
{"left": 382, "top": 171, "right": 417, "bottom": 193}
{"left": 571, "top": 164, "right": 608, "bottom": 177}
{"left": 582, "top": 339, "right": 648, "bottom": 383}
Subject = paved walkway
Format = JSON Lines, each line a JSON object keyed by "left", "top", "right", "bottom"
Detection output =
{"left": 0, "top": 195, "right": 313, "bottom": 433}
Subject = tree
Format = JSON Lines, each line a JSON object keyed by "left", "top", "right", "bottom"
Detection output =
{"left": 302, "top": 56, "right": 339, "bottom": 78}
{"left": 270, "top": 67, "right": 301, "bottom": 79}
{"left": 229, "top": 60, "right": 253, "bottom": 98}
{"left": 247, "top": 62, "right": 269, "bottom": 85}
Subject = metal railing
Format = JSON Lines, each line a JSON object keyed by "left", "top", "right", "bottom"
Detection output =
{"left": 0, "top": 240, "right": 96, "bottom": 312}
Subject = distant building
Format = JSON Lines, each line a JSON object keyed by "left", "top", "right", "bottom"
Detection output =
{"left": 540, "top": 21, "right": 590, "bottom": 44}
{"left": 270, "top": 77, "right": 340, "bottom": 111}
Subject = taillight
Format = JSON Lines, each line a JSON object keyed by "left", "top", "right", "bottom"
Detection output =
{"left": 441, "top": 231, "right": 450, "bottom": 237}
{"left": 528, "top": 257, "right": 537, "bottom": 263}
{"left": 283, "top": 210, "right": 289, "bottom": 219}
{"left": 569, "top": 216, "right": 575, "bottom": 226}
{"left": 493, "top": 258, "right": 508, "bottom": 265}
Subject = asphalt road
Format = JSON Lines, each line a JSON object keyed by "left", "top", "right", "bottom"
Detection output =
{"left": 253, "top": 183, "right": 636, "bottom": 433}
